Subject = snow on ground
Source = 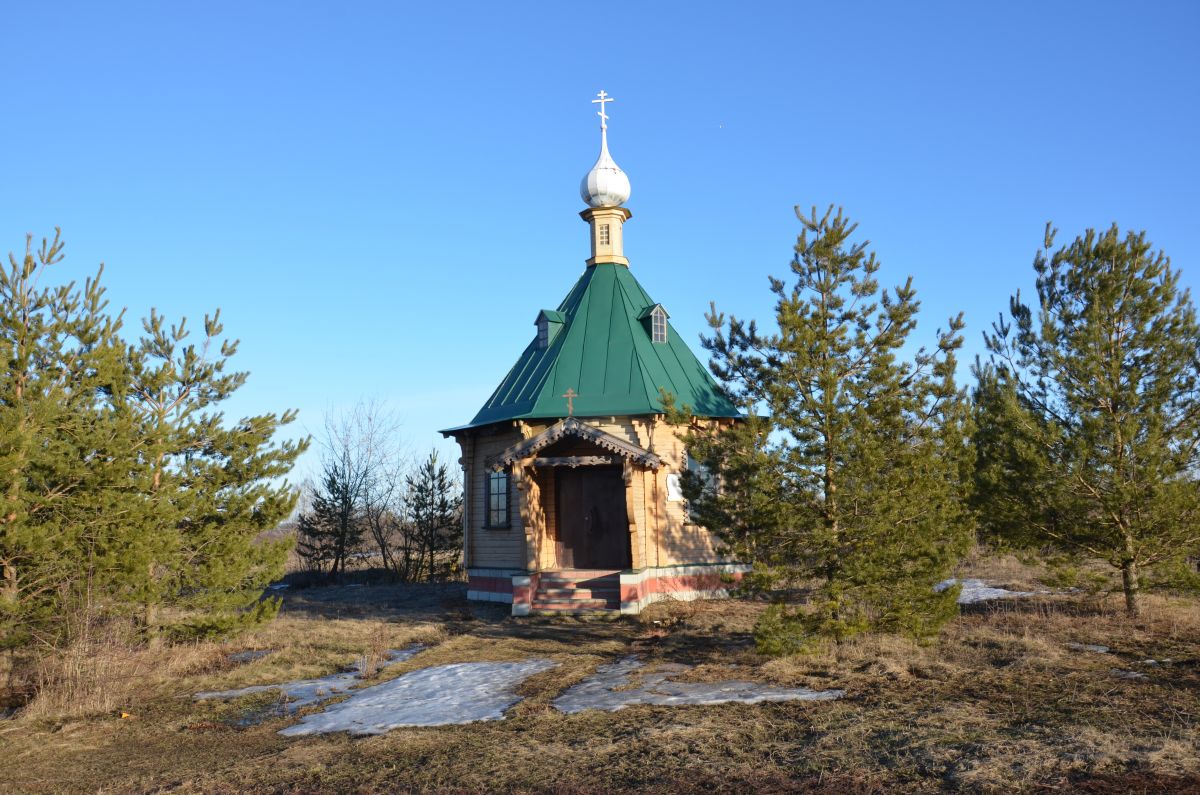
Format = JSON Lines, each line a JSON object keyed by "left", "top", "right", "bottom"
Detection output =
{"left": 195, "top": 646, "right": 424, "bottom": 713}
{"left": 278, "top": 659, "right": 558, "bottom": 736}
{"left": 935, "top": 578, "right": 1046, "bottom": 604}
{"left": 553, "top": 656, "right": 844, "bottom": 714}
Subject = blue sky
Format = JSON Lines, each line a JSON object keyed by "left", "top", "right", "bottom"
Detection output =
{"left": 5, "top": 1, "right": 1198, "bottom": 479}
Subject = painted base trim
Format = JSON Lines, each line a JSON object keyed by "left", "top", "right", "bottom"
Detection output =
{"left": 466, "top": 564, "right": 749, "bottom": 616}
{"left": 466, "top": 590, "right": 514, "bottom": 604}
{"left": 619, "top": 563, "right": 750, "bottom": 615}
{"left": 466, "top": 568, "right": 525, "bottom": 608}
{"left": 621, "top": 587, "right": 732, "bottom": 614}
{"left": 620, "top": 563, "right": 750, "bottom": 584}
{"left": 467, "top": 568, "right": 527, "bottom": 578}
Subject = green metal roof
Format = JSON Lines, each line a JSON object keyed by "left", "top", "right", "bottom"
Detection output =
{"left": 453, "top": 263, "right": 739, "bottom": 431}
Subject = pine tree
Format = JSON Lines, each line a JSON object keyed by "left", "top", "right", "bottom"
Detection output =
{"left": 295, "top": 448, "right": 368, "bottom": 580}
{"left": 686, "top": 206, "right": 973, "bottom": 651}
{"left": 0, "top": 231, "right": 145, "bottom": 646}
{"left": 665, "top": 397, "right": 792, "bottom": 595}
{"left": 404, "top": 451, "right": 462, "bottom": 581}
{"left": 981, "top": 223, "right": 1200, "bottom": 615}
{"left": 126, "top": 308, "right": 306, "bottom": 635}
{"left": 1, "top": 230, "right": 307, "bottom": 646}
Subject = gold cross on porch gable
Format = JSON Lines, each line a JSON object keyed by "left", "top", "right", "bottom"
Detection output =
{"left": 562, "top": 388, "right": 578, "bottom": 417}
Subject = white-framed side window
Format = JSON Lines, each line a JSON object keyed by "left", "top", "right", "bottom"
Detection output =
{"left": 486, "top": 469, "right": 510, "bottom": 529}
{"left": 599, "top": 223, "right": 611, "bottom": 246}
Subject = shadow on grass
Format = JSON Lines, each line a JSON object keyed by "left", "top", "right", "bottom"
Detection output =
{"left": 959, "top": 595, "right": 1115, "bottom": 619}
{"left": 278, "top": 579, "right": 476, "bottom": 622}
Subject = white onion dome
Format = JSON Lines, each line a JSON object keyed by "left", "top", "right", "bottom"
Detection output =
{"left": 580, "top": 129, "right": 631, "bottom": 208}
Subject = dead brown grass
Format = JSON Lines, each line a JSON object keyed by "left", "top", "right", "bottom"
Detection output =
{"left": 1, "top": 567, "right": 1198, "bottom": 794}
{"left": 20, "top": 622, "right": 226, "bottom": 721}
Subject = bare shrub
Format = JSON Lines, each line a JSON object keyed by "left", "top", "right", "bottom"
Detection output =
{"left": 355, "top": 624, "right": 392, "bottom": 679}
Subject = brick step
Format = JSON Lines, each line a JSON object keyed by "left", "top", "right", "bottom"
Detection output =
{"left": 537, "top": 580, "right": 619, "bottom": 589}
{"left": 537, "top": 587, "right": 594, "bottom": 599}
{"left": 536, "top": 590, "right": 620, "bottom": 603}
{"left": 543, "top": 569, "right": 621, "bottom": 578}
{"left": 539, "top": 571, "right": 620, "bottom": 579}
{"left": 530, "top": 607, "right": 619, "bottom": 617}
{"left": 531, "top": 597, "right": 610, "bottom": 610}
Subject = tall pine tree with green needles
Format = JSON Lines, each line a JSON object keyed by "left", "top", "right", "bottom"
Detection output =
{"left": 404, "top": 451, "right": 462, "bottom": 581}
{"left": 981, "top": 223, "right": 1200, "bottom": 615}
{"left": 1, "top": 230, "right": 307, "bottom": 646}
{"left": 296, "top": 462, "right": 366, "bottom": 579}
{"left": 685, "top": 206, "right": 973, "bottom": 652}
{"left": 126, "top": 307, "right": 307, "bottom": 636}
{"left": 0, "top": 231, "right": 144, "bottom": 646}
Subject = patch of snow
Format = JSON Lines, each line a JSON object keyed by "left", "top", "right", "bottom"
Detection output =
{"left": 195, "top": 646, "right": 424, "bottom": 713}
{"left": 1066, "top": 643, "right": 1110, "bottom": 654}
{"left": 553, "top": 657, "right": 844, "bottom": 714}
{"left": 935, "top": 578, "right": 1044, "bottom": 604}
{"left": 1112, "top": 669, "right": 1150, "bottom": 681}
{"left": 279, "top": 659, "right": 558, "bottom": 736}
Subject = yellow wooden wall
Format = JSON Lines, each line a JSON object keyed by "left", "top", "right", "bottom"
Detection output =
{"left": 455, "top": 416, "right": 736, "bottom": 572}
{"left": 461, "top": 425, "right": 527, "bottom": 569}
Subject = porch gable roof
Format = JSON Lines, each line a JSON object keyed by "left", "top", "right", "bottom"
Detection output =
{"left": 488, "top": 417, "right": 664, "bottom": 471}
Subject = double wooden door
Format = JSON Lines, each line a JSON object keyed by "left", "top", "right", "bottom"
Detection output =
{"left": 554, "top": 466, "right": 630, "bottom": 569}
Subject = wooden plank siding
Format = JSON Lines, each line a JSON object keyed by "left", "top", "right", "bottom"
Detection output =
{"left": 464, "top": 425, "right": 527, "bottom": 569}
{"left": 536, "top": 467, "right": 558, "bottom": 570}
{"left": 456, "top": 415, "right": 738, "bottom": 574}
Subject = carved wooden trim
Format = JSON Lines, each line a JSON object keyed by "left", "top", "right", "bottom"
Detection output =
{"left": 624, "top": 458, "right": 642, "bottom": 569}
{"left": 488, "top": 417, "right": 664, "bottom": 471}
{"left": 531, "top": 455, "right": 618, "bottom": 468}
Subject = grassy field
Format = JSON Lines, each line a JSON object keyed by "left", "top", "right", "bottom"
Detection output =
{"left": 1, "top": 557, "right": 1198, "bottom": 794}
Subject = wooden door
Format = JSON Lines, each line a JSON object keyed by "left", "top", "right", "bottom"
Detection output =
{"left": 555, "top": 466, "right": 630, "bottom": 569}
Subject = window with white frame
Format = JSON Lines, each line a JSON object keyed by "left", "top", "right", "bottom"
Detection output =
{"left": 651, "top": 307, "right": 668, "bottom": 343}
{"left": 599, "top": 223, "right": 611, "bottom": 246}
{"left": 486, "top": 469, "right": 510, "bottom": 528}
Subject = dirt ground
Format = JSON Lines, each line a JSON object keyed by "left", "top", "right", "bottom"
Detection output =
{"left": 1, "top": 560, "right": 1198, "bottom": 794}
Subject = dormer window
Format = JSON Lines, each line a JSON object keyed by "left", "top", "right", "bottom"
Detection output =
{"left": 651, "top": 308, "right": 667, "bottom": 343}
{"left": 534, "top": 309, "right": 566, "bottom": 350}
{"left": 638, "top": 304, "right": 670, "bottom": 344}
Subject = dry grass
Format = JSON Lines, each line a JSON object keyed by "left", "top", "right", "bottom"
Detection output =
{"left": 20, "top": 622, "right": 226, "bottom": 721}
{"left": 1, "top": 565, "right": 1198, "bottom": 794}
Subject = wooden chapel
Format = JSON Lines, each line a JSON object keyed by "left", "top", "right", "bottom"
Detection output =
{"left": 442, "top": 91, "right": 746, "bottom": 615}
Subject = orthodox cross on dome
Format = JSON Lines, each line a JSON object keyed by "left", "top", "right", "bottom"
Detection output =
{"left": 592, "top": 90, "right": 613, "bottom": 130}
{"left": 563, "top": 388, "right": 578, "bottom": 416}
